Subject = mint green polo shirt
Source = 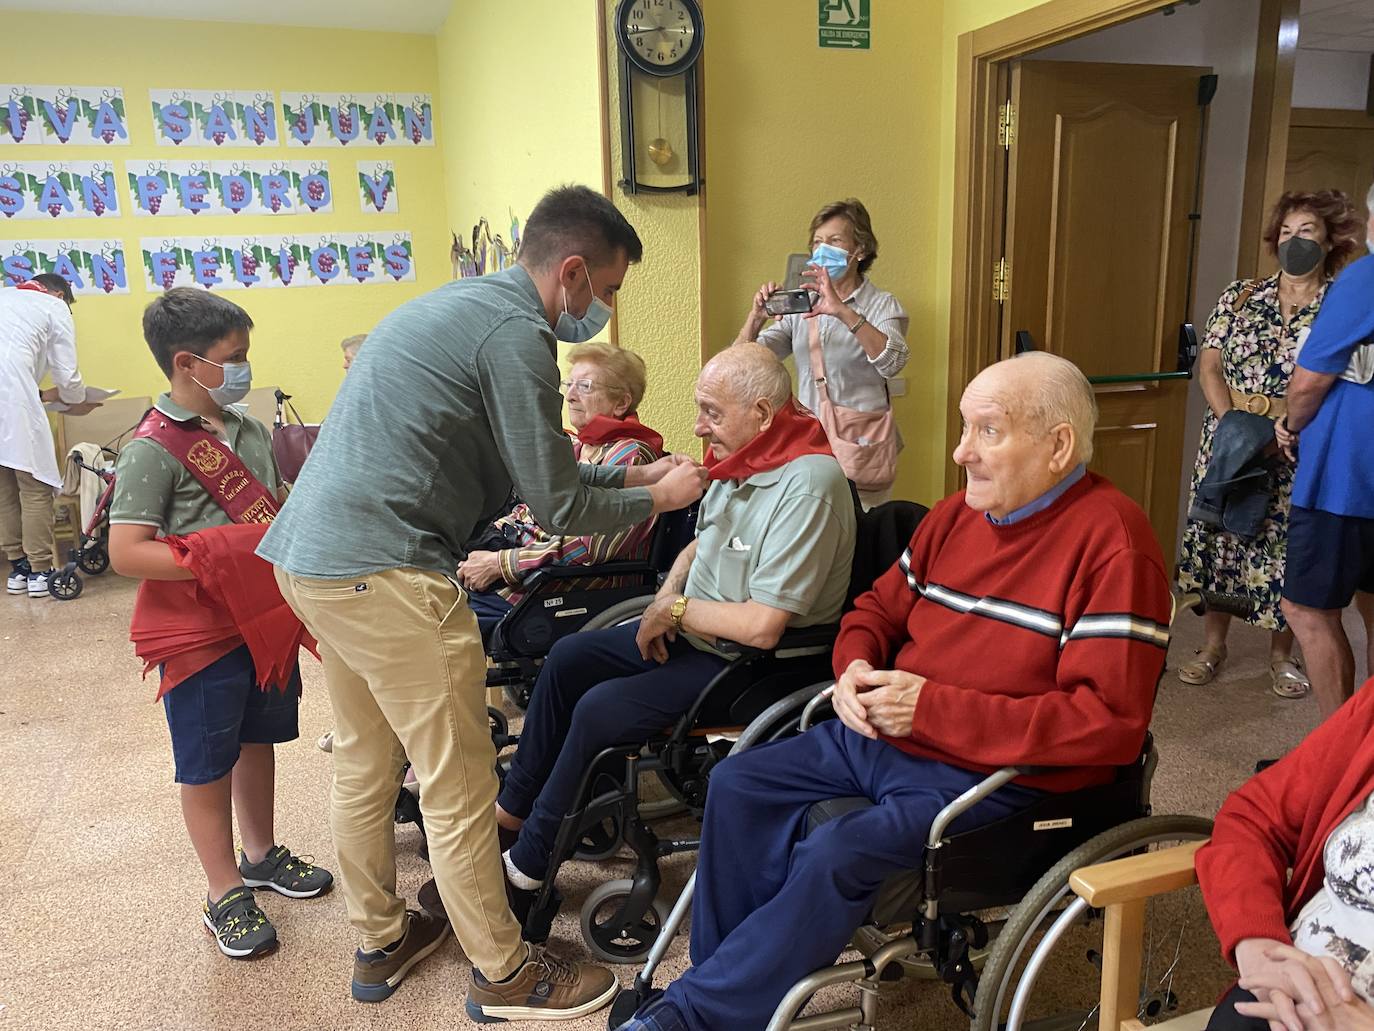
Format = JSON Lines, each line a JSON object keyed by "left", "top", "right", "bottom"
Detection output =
{"left": 684, "top": 453, "right": 856, "bottom": 649}
{"left": 109, "top": 394, "right": 281, "bottom": 537}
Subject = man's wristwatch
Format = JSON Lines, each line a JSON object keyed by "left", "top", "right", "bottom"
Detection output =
{"left": 669, "top": 594, "right": 690, "bottom": 631}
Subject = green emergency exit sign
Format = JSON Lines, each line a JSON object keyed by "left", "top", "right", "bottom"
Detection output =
{"left": 819, "top": 0, "right": 870, "bottom": 50}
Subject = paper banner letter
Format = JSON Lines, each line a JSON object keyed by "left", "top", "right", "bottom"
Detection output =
{"left": 275, "top": 246, "right": 297, "bottom": 285}
{"left": 136, "top": 175, "right": 166, "bottom": 213}
{"left": 42, "top": 99, "right": 78, "bottom": 143}
{"left": 5, "top": 99, "right": 33, "bottom": 143}
{"left": 362, "top": 171, "right": 390, "bottom": 211}
{"left": 301, "top": 173, "right": 330, "bottom": 211}
{"left": 347, "top": 245, "right": 374, "bottom": 281}
{"left": 92, "top": 251, "right": 127, "bottom": 293}
{"left": 231, "top": 249, "right": 260, "bottom": 286}
{"left": 39, "top": 176, "right": 74, "bottom": 218}
{"left": 2, "top": 254, "right": 35, "bottom": 283}
{"left": 92, "top": 101, "right": 127, "bottom": 143}
{"left": 179, "top": 174, "right": 210, "bottom": 213}
{"left": 289, "top": 105, "right": 315, "bottom": 145}
{"left": 221, "top": 174, "right": 252, "bottom": 213}
{"left": 329, "top": 104, "right": 359, "bottom": 145}
{"left": 403, "top": 104, "right": 432, "bottom": 144}
{"left": 261, "top": 174, "right": 291, "bottom": 213}
{"left": 366, "top": 105, "right": 395, "bottom": 145}
{"left": 309, "top": 246, "right": 339, "bottom": 281}
{"left": 384, "top": 244, "right": 412, "bottom": 280}
{"left": 0, "top": 176, "right": 23, "bottom": 219}
{"left": 205, "top": 104, "right": 237, "bottom": 145}
{"left": 192, "top": 249, "right": 222, "bottom": 286}
{"left": 81, "top": 173, "right": 118, "bottom": 217}
{"left": 51, "top": 252, "right": 84, "bottom": 289}
{"left": 159, "top": 103, "right": 193, "bottom": 145}
{"left": 151, "top": 250, "right": 178, "bottom": 289}
{"left": 244, "top": 105, "right": 276, "bottom": 145}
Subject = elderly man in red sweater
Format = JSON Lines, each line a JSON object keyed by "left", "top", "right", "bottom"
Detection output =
{"left": 615, "top": 351, "right": 1174, "bottom": 1031}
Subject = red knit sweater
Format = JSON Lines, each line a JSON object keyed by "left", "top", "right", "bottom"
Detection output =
{"left": 833, "top": 473, "right": 1172, "bottom": 793}
{"left": 1197, "top": 680, "right": 1374, "bottom": 965}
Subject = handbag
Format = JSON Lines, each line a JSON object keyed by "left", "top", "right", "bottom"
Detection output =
{"left": 807, "top": 319, "right": 899, "bottom": 492}
{"left": 271, "top": 390, "right": 319, "bottom": 485}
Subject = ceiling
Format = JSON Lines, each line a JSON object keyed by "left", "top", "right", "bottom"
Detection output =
{"left": 1299, "top": 0, "right": 1374, "bottom": 53}
{"left": 0, "top": 0, "right": 454, "bottom": 32}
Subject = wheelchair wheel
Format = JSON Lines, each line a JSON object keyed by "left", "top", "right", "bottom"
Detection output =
{"left": 580, "top": 878, "right": 671, "bottom": 964}
{"left": 487, "top": 705, "right": 508, "bottom": 740}
{"left": 77, "top": 543, "right": 109, "bottom": 576}
{"left": 580, "top": 596, "right": 654, "bottom": 632}
{"left": 48, "top": 569, "right": 82, "bottom": 601}
{"left": 572, "top": 814, "right": 624, "bottom": 862}
{"left": 971, "top": 814, "right": 1219, "bottom": 1031}
{"left": 502, "top": 681, "right": 533, "bottom": 711}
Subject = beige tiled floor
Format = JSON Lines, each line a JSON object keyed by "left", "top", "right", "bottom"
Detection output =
{"left": 0, "top": 573, "right": 1367, "bottom": 1030}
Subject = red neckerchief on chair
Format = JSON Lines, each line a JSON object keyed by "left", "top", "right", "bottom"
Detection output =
{"left": 573, "top": 414, "right": 665, "bottom": 455}
{"left": 704, "top": 399, "right": 834, "bottom": 482}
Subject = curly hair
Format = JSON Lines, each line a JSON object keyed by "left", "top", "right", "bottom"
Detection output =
{"left": 1262, "top": 190, "right": 1363, "bottom": 278}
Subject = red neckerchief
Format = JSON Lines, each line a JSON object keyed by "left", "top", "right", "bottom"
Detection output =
{"left": 15, "top": 281, "right": 52, "bottom": 295}
{"left": 704, "top": 399, "right": 834, "bottom": 482}
{"left": 575, "top": 413, "right": 665, "bottom": 455}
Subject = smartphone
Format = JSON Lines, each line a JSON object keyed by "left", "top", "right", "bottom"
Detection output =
{"left": 764, "top": 289, "right": 815, "bottom": 316}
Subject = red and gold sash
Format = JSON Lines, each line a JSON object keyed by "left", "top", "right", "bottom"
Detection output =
{"left": 133, "top": 409, "right": 279, "bottom": 524}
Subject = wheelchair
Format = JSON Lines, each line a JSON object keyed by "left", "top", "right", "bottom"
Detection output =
{"left": 503, "top": 499, "right": 928, "bottom": 964}
{"left": 606, "top": 590, "right": 1250, "bottom": 1031}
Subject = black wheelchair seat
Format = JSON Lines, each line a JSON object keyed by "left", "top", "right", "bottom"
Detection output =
{"left": 803, "top": 740, "right": 1152, "bottom": 926}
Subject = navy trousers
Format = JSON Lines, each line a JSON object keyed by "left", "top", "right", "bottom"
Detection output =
{"left": 660, "top": 719, "right": 1042, "bottom": 1031}
{"left": 468, "top": 589, "right": 513, "bottom": 648}
{"left": 497, "top": 622, "right": 727, "bottom": 879}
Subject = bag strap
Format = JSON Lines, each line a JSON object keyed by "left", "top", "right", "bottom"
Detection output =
{"left": 807, "top": 318, "right": 829, "bottom": 388}
{"left": 1231, "top": 279, "right": 1263, "bottom": 313}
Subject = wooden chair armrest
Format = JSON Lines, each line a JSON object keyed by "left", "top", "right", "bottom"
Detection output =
{"left": 1069, "top": 839, "right": 1208, "bottom": 908}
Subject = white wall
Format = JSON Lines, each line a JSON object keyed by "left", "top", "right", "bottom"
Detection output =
{"left": 1292, "top": 48, "right": 1372, "bottom": 109}
{"left": 1031, "top": 0, "right": 1262, "bottom": 556}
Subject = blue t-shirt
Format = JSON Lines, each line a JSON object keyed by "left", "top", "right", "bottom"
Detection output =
{"left": 1292, "top": 254, "right": 1374, "bottom": 518}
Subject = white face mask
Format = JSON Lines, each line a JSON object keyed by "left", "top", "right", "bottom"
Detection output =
{"left": 554, "top": 261, "right": 613, "bottom": 343}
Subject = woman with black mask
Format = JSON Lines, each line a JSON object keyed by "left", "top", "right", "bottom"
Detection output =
{"left": 1177, "top": 190, "right": 1363, "bottom": 698}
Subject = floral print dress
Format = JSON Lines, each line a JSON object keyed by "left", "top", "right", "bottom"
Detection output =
{"left": 1176, "top": 274, "right": 1328, "bottom": 630}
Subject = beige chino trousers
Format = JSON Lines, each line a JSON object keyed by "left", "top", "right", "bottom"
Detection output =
{"left": 275, "top": 566, "right": 525, "bottom": 978}
{"left": 0, "top": 465, "right": 56, "bottom": 570}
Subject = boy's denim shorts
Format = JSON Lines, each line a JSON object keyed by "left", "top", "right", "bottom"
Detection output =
{"left": 162, "top": 644, "right": 301, "bottom": 785}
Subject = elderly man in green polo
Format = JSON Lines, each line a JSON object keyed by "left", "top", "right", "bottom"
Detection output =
{"left": 260, "top": 185, "right": 705, "bottom": 1020}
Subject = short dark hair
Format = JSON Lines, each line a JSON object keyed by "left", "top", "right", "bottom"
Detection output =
{"left": 810, "top": 198, "right": 880, "bottom": 276}
{"left": 32, "top": 273, "right": 74, "bottom": 305}
{"left": 142, "top": 287, "right": 254, "bottom": 377}
{"left": 519, "top": 184, "right": 643, "bottom": 270}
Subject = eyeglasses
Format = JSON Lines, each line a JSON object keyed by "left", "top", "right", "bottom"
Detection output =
{"left": 560, "top": 377, "right": 608, "bottom": 396}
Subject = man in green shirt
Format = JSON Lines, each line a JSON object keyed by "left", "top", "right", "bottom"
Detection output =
{"left": 260, "top": 186, "right": 705, "bottom": 1016}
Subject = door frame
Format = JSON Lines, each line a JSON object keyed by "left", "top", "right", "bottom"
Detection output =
{"left": 943, "top": 0, "right": 1299, "bottom": 494}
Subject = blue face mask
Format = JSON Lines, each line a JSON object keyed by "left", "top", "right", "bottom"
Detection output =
{"left": 809, "top": 242, "right": 852, "bottom": 280}
{"left": 192, "top": 355, "right": 252, "bottom": 406}
{"left": 555, "top": 261, "right": 614, "bottom": 343}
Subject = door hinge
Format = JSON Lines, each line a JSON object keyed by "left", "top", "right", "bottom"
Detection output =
{"left": 997, "top": 100, "right": 1016, "bottom": 149}
{"left": 992, "top": 257, "right": 1009, "bottom": 303}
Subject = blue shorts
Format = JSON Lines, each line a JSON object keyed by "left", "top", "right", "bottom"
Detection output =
{"left": 1283, "top": 506, "right": 1374, "bottom": 610}
{"left": 162, "top": 644, "right": 301, "bottom": 785}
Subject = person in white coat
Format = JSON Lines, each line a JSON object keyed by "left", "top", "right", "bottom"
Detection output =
{"left": 0, "top": 274, "right": 99, "bottom": 598}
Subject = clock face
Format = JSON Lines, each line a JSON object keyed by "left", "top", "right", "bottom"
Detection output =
{"left": 617, "top": 0, "right": 704, "bottom": 77}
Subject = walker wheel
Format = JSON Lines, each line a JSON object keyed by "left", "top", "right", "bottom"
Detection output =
{"left": 48, "top": 569, "right": 83, "bottom": 600}
{"left": 78, "top": 544, "right": 109, "bottom": 576}
{"left": 580, "top": 879, "right": 670, "bottom": 964}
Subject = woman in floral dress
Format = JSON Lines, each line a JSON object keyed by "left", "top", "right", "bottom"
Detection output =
{"left": 1177, "top": 190, "right": 1363, "bottom": 696}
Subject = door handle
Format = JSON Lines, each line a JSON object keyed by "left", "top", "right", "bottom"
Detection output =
{"left": 1087, "top": 323, "right": 1199, "bottom": 385}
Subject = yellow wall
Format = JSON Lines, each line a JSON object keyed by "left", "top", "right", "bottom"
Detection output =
{"left": 703, "top": 0, "right": 946, "bottom": 501}
{"left": 1, "top": 14, "right": 449, "bottom": 425}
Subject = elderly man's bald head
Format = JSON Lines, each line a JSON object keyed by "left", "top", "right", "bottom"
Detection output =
{"left": 695, "top": 344, "right": 794, "bottom": 459}
{"left": 966, "top": 352, "right": 1098, "bottom": 463}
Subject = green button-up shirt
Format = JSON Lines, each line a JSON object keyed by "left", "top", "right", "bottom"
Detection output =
{"left": 109, "top": 394, "right": 281, "bottom": 537}
{"left": 258, "top": 265, "right": 654, "bottom": 579}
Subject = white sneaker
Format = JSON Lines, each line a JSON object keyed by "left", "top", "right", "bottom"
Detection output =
{"left": 27, "top": 571, "right": 50, "bottom": 598}
{"left": 6, "top": 563, "right": 29, "bottom": 594}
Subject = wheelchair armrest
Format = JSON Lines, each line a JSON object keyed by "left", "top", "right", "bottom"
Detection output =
{"left": 519, "top": 560, "right": 657, "bottom": 596}
{"left": 926, "top": 767, "right": 1022, "bottom": 849}
{"left": 1068, "top": 839, "right": 1206, "bottom": 908}
{"left": 713, "top": 623, "right": 840, "bottom": 658}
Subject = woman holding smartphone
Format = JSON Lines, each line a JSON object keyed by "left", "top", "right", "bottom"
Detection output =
{"left": 735, "top": 197, "right": 909, "bottom": 509}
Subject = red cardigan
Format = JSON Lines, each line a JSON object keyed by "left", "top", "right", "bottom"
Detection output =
{"left": 1197, "top": 681, "right": 1374, "bottom": 965}
{"left": 833, "top": 473, "right": 1172, "bottom": 793}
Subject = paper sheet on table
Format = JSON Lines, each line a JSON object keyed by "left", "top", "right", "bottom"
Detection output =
{"left": 44, "top": 387, "right": 119, "bottom": 413}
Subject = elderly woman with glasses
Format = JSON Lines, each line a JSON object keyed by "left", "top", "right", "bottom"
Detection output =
{"left": 458, "top": 342, "right": 665, "bottom": 644}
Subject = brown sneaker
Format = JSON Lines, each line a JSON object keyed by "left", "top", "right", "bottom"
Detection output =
{"left": 465, "top": 944, "right": 617, "bottom": 1022}
{"left": 351, "top": 909, "right": 450, "bottom": 1002}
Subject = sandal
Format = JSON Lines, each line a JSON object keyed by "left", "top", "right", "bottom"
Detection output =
{"left": 1270, "top": 657, "right": 1311, "bottom": 699}
{"left": 1178, "top": 646, "right": 1227, "bottom": 685}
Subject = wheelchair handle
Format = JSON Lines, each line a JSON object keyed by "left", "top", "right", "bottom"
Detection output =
{"left": 925, "top": 767, "right": 1021, "bottom": 851}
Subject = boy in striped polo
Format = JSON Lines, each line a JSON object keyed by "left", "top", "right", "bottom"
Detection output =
{"left": 617, "top": 352, "right": 1172, "bottom": 1031}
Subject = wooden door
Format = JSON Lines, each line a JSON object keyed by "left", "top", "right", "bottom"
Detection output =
{"left": 1286, "top": 108, "right": 1374, "bottom": 251}
{"left": 1002, "top": 60, "right": 1208, "bottom": 556}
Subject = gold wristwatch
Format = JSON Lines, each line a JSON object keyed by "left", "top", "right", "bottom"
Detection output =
{"left": 669, "top": 594, "right": 690, "bottom": 631}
